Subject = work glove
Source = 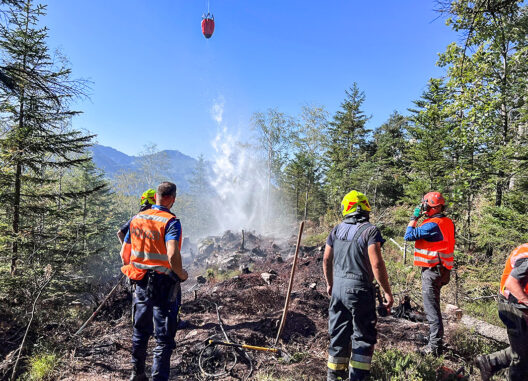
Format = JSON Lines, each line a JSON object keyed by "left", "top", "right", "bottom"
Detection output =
{"left": 410, "top": 206, "right": 421, "bottom": 221}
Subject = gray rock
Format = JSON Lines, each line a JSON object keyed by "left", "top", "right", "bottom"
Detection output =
{"left": 220, "top": 254, "right": 239, "bottom": 270}
{"left": 239, "top": 265, "right": 251, "bottom": 274}
{"left": 198, "top": 241, "right": 214, "bottom": 256}
{"left": 251, "top": 247, "right": 265, "bottom": 257}
{"left": 261, "top": 272, "right": 277, "bottom": 285}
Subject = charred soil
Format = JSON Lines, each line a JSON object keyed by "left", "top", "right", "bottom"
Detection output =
{"left": 58, "top": 231, "right": 502, "bottom": 380}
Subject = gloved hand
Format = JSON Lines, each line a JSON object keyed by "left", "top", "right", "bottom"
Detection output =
{"left": 410, "top": 206, "right": 421, "bottom": 221}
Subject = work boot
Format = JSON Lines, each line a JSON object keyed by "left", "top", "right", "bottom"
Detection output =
{"left": 418, "top": 344, "right": 442, "bottom": 357}
{"left": 129, "top": 370, "right": 148, "bottom": 381}
{"left": 475, "top": 355, "right": 493, "bottom": 381}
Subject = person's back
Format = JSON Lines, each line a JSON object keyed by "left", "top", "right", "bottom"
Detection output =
{"left": 120, "top": 182, "right": 188, "bottom": 381}
{"left": 323, "top": 190, "right": 393, "bottom": 381}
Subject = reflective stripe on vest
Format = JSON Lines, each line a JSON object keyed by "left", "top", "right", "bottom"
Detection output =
{"left": 128, "top": 208, "right": 175, "bottom": 278}
{"left": 500, "top": 244, "right": 528, "bottom": 300}
{"left": 414, "top": 217, "right": 455, "bottom": 270}
{"left": 132, "top": 261, "right": 171, "bottom": 275}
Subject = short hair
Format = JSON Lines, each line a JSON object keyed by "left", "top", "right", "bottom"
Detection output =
{"left": 157, "top": 182, "right": 177, "bottom": 199}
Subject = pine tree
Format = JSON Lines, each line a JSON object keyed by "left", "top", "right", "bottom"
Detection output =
{"left": 0, "top": 0, "right": 92, "bottom": 275}
{"left": 325, "top": 83, "right": 372, "bottom": 208}
{"left": 406, "top": 79, "right": 454, "bottom": 200}
{"left": 369, "top": 111, "right": 409, "bottom": 210}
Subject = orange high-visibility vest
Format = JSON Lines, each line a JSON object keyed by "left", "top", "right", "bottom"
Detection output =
{"left": 121, "top": 208, "right": 181, "bottom": 281}
{"left": 414, "top": 217, "right": 455, "bottom": 270}
{"left": 500, "top": 244, "right": 528, "bottom": 301}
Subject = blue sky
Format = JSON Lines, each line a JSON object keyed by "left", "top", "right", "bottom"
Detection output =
{"left": 43, "top": 1, "right": 458, "bottom": 159}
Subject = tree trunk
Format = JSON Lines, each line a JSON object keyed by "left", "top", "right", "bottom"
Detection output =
{"left": 303, "top": 187, "right": 309, "bottom": 221}
{"left": 11, "top": 162, "right": 21, "bottom": 276}
{"left": 82, "top": 194, "right": 87, "bottom": 252}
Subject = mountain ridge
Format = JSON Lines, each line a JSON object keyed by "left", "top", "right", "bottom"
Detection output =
{"left": 89, "top": 144, "right": 198, "bottom": 191}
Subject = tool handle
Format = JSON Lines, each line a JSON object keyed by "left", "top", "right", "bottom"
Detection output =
{"left": 208, "top": 340, "right": 279, "bottom": 353}
{"left": 242, "top": 344, "right": 279, "bottom": 353}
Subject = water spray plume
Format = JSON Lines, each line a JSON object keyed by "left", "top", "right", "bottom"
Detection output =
{"left": 209, "top": 127, "right": 294, "bottom": 236}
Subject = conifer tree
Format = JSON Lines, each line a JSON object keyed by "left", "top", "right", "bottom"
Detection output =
{"left": 0, "top": 0, "right": 92, "bottom": 275}
{"left": 325, "top": 83, "right": 372, "bottom": 208}
{"left": 369, "top": 111, "right": 409, "bottom": 209}
{"left": 406, "top": 79, "right": 454, "bottom": 200}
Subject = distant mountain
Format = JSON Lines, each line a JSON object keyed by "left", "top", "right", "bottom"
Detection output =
{"left": 89, "top": 144, "right": 198, "bottom": 192}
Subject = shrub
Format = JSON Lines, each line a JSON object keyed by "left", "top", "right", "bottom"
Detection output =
{"left": 370, "top": 348, "right": 442, "bottom": 381}
{"left": 28, "top": 353, "right": 59, "bottom": 381}
{"left": 447, "top": 326, "right": 507, "bottom": 358}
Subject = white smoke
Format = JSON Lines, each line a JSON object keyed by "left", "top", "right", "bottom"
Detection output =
{"left": 211, "top": 96, "right": 225, "bottom": 124}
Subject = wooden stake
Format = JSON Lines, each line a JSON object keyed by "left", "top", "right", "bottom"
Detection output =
{"left": 274, "top": 220, "right": 304, "bottom": 346}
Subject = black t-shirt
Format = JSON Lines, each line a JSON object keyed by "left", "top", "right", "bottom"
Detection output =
{"left": 326, "top": 220, "right": 385, "bottom": 248}
{"left": 119, "top": 218, "right": 133, "bottom": 236}
{"left": 511, "top": 257, "right": 528, "bottom": 283}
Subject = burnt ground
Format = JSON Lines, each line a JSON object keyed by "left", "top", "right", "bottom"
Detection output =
{"left": 58, "top": 232, "right": 497, "bottom": 380}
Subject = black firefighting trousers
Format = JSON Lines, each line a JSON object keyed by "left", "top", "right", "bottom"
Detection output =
{"left": 327, "top": 278, "right": 377, "bottom": 381}
{"left": 480, "top": 297, "right": 528, "bottom": 381}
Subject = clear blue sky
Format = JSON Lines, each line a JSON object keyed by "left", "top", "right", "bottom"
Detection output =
{"left": 43, "top": 0, "right": 457, "bottom": 159}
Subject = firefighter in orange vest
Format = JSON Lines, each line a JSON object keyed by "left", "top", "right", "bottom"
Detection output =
{"left": 404, "top": 191, "right": 455, "bottom": 356}
{"left": 120, "top": 181, "right": 188, "bottom": 381}
{"left": 476, "top": 244, "right": 528, "bottom": 381}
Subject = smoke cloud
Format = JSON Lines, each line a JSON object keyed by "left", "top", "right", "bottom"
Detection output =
{"left": 211, "top": 96, "right": 225, "bottom": 124}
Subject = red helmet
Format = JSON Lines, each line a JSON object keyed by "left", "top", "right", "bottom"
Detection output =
{"left": 422, "top": 192, "right": 445, "bottom": 208}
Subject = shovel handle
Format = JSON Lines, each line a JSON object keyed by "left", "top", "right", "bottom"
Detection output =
{"left": 208, "top": 340, "right": 279, "bottom": 353}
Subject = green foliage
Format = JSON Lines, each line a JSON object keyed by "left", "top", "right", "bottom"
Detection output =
{"left": 461, "top": 299, "right": 503, "bottom": 327}
{"left": 302, "top": 232, "right": 327, "bottom": 247}
{"left": 324, "top": 83, "right": 371, "bottom": 208}
{"left": 204, "top": 267, "right": 241, "bottom": 282}
{"left": 447, "top": 326, "right": 506, "bottom": 358}
{"left": 475, "top": 203, "right": 528, "bottom": 255}
{"left": 370, "top": 349, "right": 442, "bottom": 381}
{"left": 457, "top": 262, "right": 504, "bottom": 326}
{"left": 28, "top": 352, "right": 58, "bottom": 381}
{"left": 288, "top": 351, "right": 308, "bottom": 364}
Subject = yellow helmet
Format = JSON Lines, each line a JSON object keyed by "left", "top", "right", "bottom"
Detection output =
{"left": 341, "top": 190, "right": 371, "bottom": 216}
{"left": 140, "top": 189, "right": 156, "bottom": 206}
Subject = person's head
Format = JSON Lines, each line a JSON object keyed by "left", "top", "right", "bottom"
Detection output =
{"left": 422, "top": 191, "right": 445, "bottom": 217}
{"left": 138, "top": 188, "right": 156, "bottom": 212}
{"left": 341, "top": 190, "right": 371, "bottom": 218}
{"left": 156, "top": 181, "right": 177, "bottom": 208}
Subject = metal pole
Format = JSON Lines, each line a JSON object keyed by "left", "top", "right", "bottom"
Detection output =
{"left": 274, "top": 221, "right": 304, "bottom": 346}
